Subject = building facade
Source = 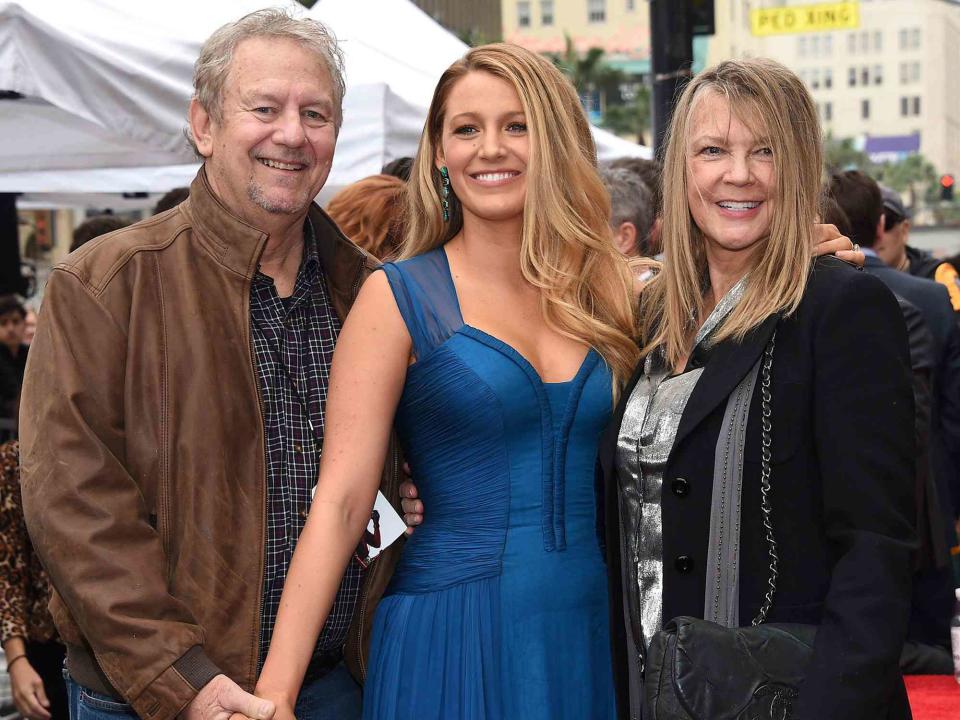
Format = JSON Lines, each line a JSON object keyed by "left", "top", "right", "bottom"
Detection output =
{"left": 707, "top": 0, "right": 960, "bottom": 176}
{"left": 412, "top": 0, "right": 502, "bottom": 43}
{"left": 501, "top": 0, "right": 651, "bottom": 65}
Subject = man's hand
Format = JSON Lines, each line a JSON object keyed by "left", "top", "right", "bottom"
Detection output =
{"left": 229, "top": 694, "right": 294, "bottom": 720}
{"left": 399, "top": 463, "right": 422, "bottom": 535}
{"left": 813, "top": 223, "right": 865, "bottom": 267}
{"left": 235, "top": 690, "right": 296, "bottom": 720}
{"left": 9, "top": 657, "right": 51, "bottom": 720}
{"left": 182, "top": 675, "right": 274, "bottom": 720}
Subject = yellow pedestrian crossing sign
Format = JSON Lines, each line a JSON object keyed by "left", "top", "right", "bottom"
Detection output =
{"left": 750, "top": 2, "right": 860, "bottom": 37}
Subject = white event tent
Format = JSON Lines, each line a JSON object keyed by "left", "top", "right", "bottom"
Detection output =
{"left": 0, "top": 0, "right": 650, "bottom": 201}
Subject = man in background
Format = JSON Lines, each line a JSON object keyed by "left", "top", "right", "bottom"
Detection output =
{"left": 875, "top": 186, "right": 960, "bottom": 312}
{"left": 598, "top": 165, "right": 655, "bottom": 259}
{"left": 0, "top": 296, "right": 27, "bottom": 426}
{"left": 830, "top": 170, "right": 960, "bottom": 673}
{"left": 609, "top": 156, "right": 662, "bottom": 256}
{"left": 69, "top": 215, "right": 131, "bottom": 253}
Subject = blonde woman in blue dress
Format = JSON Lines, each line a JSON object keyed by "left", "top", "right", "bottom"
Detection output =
{"left": 254, "top": 44, "right": 637, "bottom": 719}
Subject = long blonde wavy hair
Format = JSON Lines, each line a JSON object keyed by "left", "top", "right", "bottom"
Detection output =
{"left": 640, "top": 58, "right": 822, "bottom": 369}
{"left": 401, "top": 43, "right": 639, "bottom": 389}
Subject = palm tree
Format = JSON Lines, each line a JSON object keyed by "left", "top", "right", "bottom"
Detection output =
{"left": 551, "top": 35, "right": 620, "bottom": 115}
{"left": 550, "top": 34, "right": 650, "bottom": 144}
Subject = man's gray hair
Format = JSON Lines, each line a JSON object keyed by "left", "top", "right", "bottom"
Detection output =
{"left": 598, "top": 164, "right": 655, "bottom": 256}
{"left": 186, "top": 7, "right": 346, "bottom": 152}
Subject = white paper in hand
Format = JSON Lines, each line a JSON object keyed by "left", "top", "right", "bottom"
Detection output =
{"left": 311, "top": 486, "right": 406, "bottom": 568}
{"left": 356, "top": 491, "right": 406, "bottom": 567}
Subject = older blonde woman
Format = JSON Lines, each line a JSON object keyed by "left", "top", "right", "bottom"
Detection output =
{"left": 599, "top": 58, "right": 914, "bottom": 719}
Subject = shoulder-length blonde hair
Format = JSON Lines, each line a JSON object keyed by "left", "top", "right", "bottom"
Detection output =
{"left": 640, "top": 58, "right": 822, "bottom": 369}
{"left": 402, "top": 43, "right": 639, "bottom": 388}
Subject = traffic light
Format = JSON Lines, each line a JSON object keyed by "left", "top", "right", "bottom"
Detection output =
{"left": 941, "top": 174, "right": 955, "bottom": 201}
{"left": 689, "top": 0, "right": 715, "bottom": 36}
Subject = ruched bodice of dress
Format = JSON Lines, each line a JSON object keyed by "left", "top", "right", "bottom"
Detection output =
{"left": 363, "top": 247, "right": 616, "bottom": 720}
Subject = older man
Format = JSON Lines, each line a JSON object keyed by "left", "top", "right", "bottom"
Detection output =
{"left": 875, "top": 186, "right": 960, "bottom": 312}
{"left": 597, "top": 164, "right": 655, "bottom": 260}
{"left": 19, "top": 10, "right": 399, "bottom": 720}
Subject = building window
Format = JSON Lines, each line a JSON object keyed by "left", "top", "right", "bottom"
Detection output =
{"left": 901, "top": 28, "right": 921, "bottom": 51}
{"left": 588, "top": 0, "right": 606, "bottom": 23}
{"left": 848, "top": 67, "right": 857, "bottom": 87}
{"left": 518, "top": 0, "right": 531, "bottom": 27}
{"left": 900, "top": 96, "right": 921, "bottom": 117}
{"left": 859, "top": 31, "right": 869, "bottom": 53}
{"left": 626, "top": 0, "right": 635, "bottom": 9}
{"left": 811, "top": 68, "right": 821, "bottom": 90}
{"left": 824, "top": 67, "right": 833, "bottom": 89}
{"left": 861, "top": 99, "right": 870, "bottom": 120}
{"left": 824, "top": 35, "right": 833, "bottom": 56}
{"left": 873, "top": 64, "right": 883, "bottom": 85}
{"left": 861, "top": 66, "right": 870, "bottom": 85}
{"left": 824, "top": 101, "right": 833, "bottom": 122}
{"left": 873, "top": 31, "right": 882, "bottom": 52}
{"left": 798, "top": 36, "right": 808, "bottom": 57}
{"left": 899, "top": 62, "right": 922, "bottom": 84}
{"left": 847, "top": 32, "right": 856, "bottom": 54}
{"left": 541, "top": 0, "right": 554, "bottom": 25}
{"left": 811, "top": 36, "right": 820, "bottom": 56}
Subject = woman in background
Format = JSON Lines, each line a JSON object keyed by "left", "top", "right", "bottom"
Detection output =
{"left": 0, "top": 441, "right": 67, "bottom": 720}
{"left": 326, "top": 174, "right": 406, "bottom": 261}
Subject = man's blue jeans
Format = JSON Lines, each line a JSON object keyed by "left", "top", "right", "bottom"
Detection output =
{"left": 65, "top": 664, "right": 362, "bottom": 720}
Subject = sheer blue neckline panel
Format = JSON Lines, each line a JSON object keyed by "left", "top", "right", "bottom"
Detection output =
{"left": 380, "top": 246, "right": 597, "bottom": 385}
{"left": 379, "top": 249, "right": 463, "bottom": 362}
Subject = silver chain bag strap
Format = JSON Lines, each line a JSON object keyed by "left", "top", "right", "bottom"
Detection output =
{"left": 642, "top": 329, "right": 818, "bottom": 720}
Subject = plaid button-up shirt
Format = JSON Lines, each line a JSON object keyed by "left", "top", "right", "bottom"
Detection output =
{"left": 250, "top": 222, "right": 363, "bottom": 669}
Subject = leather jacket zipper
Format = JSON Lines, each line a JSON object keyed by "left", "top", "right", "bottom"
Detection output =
{"left": 350, "top": 258, "right": 364, "bottom": 301}
{"left": 355, "top": 442, "right": 400, "bottom": 680}
{"left": 248, "top": 285, "right": 268, "bottom": 689}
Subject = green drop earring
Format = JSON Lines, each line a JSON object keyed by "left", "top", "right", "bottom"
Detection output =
{"left": 439, "top": 166, "right": 451, "bottom": 222}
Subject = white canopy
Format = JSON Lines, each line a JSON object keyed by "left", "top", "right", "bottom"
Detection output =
{"left": 0, "top": 0, "right": 650, "bottom": 199}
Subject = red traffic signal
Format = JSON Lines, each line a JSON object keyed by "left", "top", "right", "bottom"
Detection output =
{"left": 941, "top": 174, "right": 955, "bottom": 201}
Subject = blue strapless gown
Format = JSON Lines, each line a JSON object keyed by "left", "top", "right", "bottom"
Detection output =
{"left": 363, "top": 248, "right": 616, "bottom": 719}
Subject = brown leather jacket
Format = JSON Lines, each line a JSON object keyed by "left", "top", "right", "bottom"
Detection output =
{"left": 18, "top": 169, "right": 401, "bottom": 720}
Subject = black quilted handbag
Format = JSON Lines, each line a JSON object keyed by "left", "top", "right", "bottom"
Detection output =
{"left": 642, "top": 332, "right": 818, "bottom": 720}
{"left": 643, "top": 618, "right": 816, "bottom": 719}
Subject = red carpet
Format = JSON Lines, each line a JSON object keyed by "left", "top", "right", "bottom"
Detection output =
{"left": 905, "top": 675, "right": 960, "bottom": 719}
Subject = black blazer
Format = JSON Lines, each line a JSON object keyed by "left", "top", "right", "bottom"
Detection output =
{"left": 864, "top": 254, "right": 953, "bottom": 354}
{"left": 599, "top": 257, "right": 917, "bottom": 720}
{"left": 865, "top": 254, "right": 960, "bottom": 533}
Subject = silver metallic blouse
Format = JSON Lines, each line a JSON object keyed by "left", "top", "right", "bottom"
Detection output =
{"left": 615, "top": 277, "right": 748, "bottom": 679}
